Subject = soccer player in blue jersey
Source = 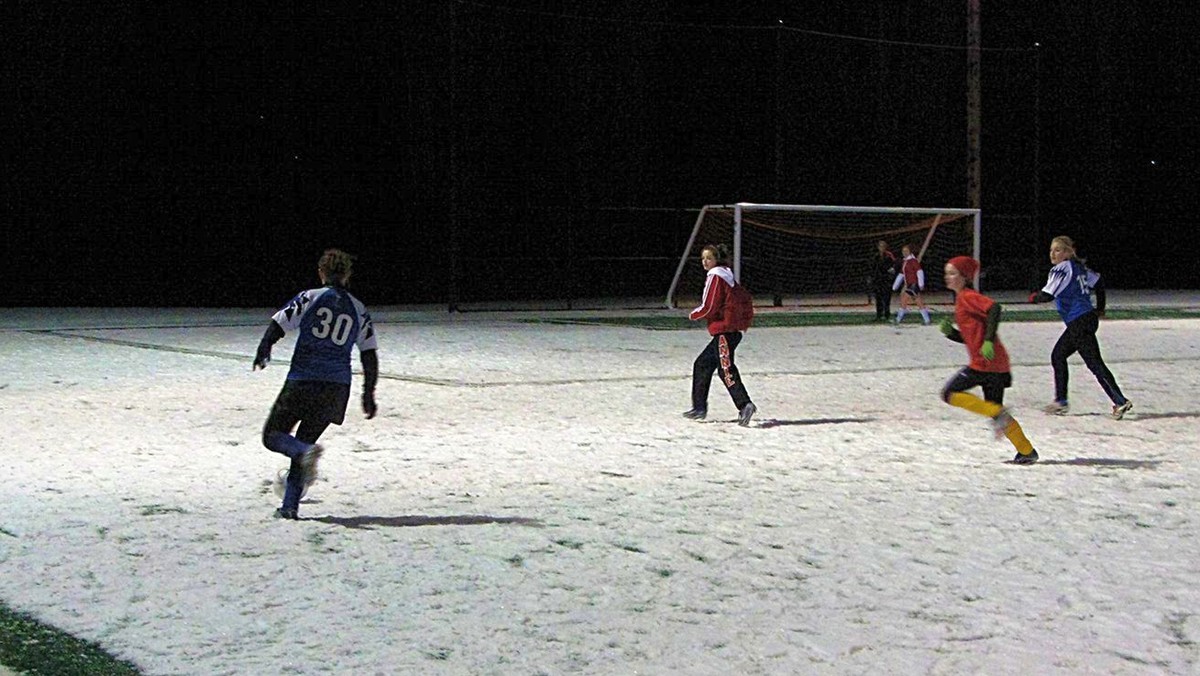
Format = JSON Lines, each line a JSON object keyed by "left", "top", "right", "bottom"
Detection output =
{"left": 253, "top": 249, "right": 380, "bottom": 519}
{"left": 1029, "top": 236, "right": 1132, "bottom": 419}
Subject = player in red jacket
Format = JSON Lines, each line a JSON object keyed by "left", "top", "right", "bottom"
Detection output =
{"left": 939, "top": 256, "right": 1039, "bottom": 464}
{"left": 892, "top": 244, "right": 931, "bottom": 325}
{"left": 683, "top": 244, "right": 757, "bottom": 426}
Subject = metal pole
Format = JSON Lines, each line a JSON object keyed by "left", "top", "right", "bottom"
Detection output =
{"left": 966, "top": 0, "right": 982, "bottom": 210}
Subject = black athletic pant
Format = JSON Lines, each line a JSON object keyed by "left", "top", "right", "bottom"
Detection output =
{"left": 692, "top": 332, "right": 752, "bottom": 412}
{"left": 942, "top": 367, "right": 1012, "bottom": 405}
{"left": 873, "top": 282, "right": 893, "bottom": 319}
{"left": 1051, "top": 311, "right": 1127, "bottom": 405}
{"left": 262, "top": 380, "right": 347, "bottom": 511}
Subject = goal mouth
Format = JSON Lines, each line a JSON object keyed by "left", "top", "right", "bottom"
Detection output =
{"left": 667, "top": 203, "right": 981, "bottom": 308}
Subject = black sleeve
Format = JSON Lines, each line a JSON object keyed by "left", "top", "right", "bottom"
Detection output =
{"left": 1092, "top": 275, "right": 1107, "bottom": 314}
{"left": 944, "top": 327, "right": 964, "bottom": 344}
{"left": 1030, "top": 291, "right": 1054, "bottom": 304}
{"left": 360, "top": 348, "right": 379, "bottom": 393}
{"left": 253, "top": 320, "right": 286, "bottom": 369}
{"left": 259, "top": 320, "right": 284, "bottom": 347}
{"left": 984, "top": 302, "right": 1001, "bottom": 342}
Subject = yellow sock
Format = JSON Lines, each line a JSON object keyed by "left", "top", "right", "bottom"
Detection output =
{"left": 947, "top": 392, "right": 1004, "bottom": 418}
{"left": 947, "top": 392, "right": 1035, "bottom": 455}
{"left": 1003, "top": 418, "right": 1036, "bottom": 455}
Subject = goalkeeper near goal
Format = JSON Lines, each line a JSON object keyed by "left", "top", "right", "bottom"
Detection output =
{"left": 893, "top": 244, "right": 932, "bottom": 326}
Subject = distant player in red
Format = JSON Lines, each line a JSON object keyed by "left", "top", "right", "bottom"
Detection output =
{"left": 683, "top": 243, "right": 757, "bottom": 426}
{"left": 892, "top": 244, "right": 931, "bottom": 325}
{"left": 939, "top": 256, "right": 1039, "bottom": 464}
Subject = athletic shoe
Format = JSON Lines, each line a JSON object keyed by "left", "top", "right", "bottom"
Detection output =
{"left": 1042, "top": 401, "right": 1070, "bottom": 415}
{"left": 273, "top": 467, "right": 315, "bottom": 500}
{"left": 991, "top": 408, "right": 1014, "bottom": 440}
{"left": 274, "top": 508, "right": 298, "bottom": 520}
{"left": 682, "top": 408, "right": 707, "bottom": 420}
{"left": 1012, "top": 449, "right": 1039, "bottom": 465}
{"left": 1111, "top": 400, "right": 1134, "bottom": 420}
{"left": 738, "top": 402, "right": 757, "bottom": 427}
{"left": 299, "top": 443, "right": 324, "bottom": 484}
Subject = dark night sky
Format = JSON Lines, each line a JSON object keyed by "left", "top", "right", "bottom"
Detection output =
{"left": 5, "top": 1, "right": 1197, "bottom": 307}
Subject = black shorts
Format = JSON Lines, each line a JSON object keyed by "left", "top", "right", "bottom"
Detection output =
{"left": 268, "top": 379, "right": 351, "bottom": 427}
{"left": 943, "top": 367, "right": 1012, "bottom": 405}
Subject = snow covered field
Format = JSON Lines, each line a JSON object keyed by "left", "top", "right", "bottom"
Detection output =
{"left": 1, "top": 302, "right": 1198, "bottom": 674}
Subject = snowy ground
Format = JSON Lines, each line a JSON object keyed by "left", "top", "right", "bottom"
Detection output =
{"left": 1, "top": 298, "right": 1198, "bottom": 675}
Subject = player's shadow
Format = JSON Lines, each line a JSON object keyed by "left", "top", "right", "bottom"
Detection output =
{"left": 1033, "top": 458, "right": 1162, "bottom": 469}
{"left": 310, "top": 514, "right": 544, "bottom": 530}
{"left": 758, "top": 417, "right": 875, "bottom": 428}
{"left": 1054, "top": 412, "right": 1197, "bottom": 422}
{"left": 1122, "top": 411, "right": 1200, "bottom": 421}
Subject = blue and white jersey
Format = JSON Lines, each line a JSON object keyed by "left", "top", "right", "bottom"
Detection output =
{"left": 271, "top": 286, "right": 378, "bottom": 384}
{"left": 1041, "top": 260, "right": 1101, "bottom": 324}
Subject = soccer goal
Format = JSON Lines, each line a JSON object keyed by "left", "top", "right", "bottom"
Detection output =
{"left": 666, "top": 203, "right": 981, "bottom": 308}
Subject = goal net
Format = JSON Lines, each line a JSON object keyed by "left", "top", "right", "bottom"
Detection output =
{"left": 666, "top": 203, "right": 981, "bottom": 308}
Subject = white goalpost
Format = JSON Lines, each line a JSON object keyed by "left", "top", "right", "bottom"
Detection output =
{"left": 666, "top": 203, "right": 982, "bottom": 308}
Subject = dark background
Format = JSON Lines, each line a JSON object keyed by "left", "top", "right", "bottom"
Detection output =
{"left": 5, "top": 1, "right": 1196, "bottom": 308}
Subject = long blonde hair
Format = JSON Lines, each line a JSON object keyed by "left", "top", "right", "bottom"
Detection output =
{"left": 1051, "top": 235, "right": 1076, "bottom": 259}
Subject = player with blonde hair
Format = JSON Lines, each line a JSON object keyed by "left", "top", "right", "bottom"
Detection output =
{"left": 1029, "top": 236, "right": 1132, "bottom": 419}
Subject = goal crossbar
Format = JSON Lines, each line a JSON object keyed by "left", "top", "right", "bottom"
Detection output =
{"left": 666, "top": 203, "right": 982, "bottom": 308}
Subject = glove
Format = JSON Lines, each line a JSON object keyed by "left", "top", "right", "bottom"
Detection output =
{"left": 1027, "top": 292, "right": 1038, "bottom": 303}
{"left": 938, "top": 317, "right": 955, "bottom": 337}
{"left": 981, "top": 340, "right": 995, "bottom": 361}
{"left": 252, "top": 344, "right": 271, "bottom": 370}
{"left": 362, "top": 390, "right": 377, "bottom": 419}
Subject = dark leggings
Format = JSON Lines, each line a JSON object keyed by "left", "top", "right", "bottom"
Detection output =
{"left": 1051, "top": 311, "right": 1127, "bottom": 405}
{"left": 873, "top": 282, "right": 893, "bottom": 319}
{"left": 692, "top": 332, "right": 752, "bottom": 411}
{"left": 942, "top": 367, "right": 1011, "bottom": 405}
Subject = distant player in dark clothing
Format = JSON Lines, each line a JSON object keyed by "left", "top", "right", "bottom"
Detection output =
{"left": 1029, "top": 236, "right": 1132, "bottom": 419}
{"left": 872, "top": 240, "right": 897, "bottom": 321}
{"left": 253, "top": 249, "right": 380, "bottom": 519}
{"left": 683, "top": 244, "right": 757, "bottom": 427}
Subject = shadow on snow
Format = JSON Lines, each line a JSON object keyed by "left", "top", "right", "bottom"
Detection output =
{"left": 309, "top": 514, "right": 544, "bottom": 529}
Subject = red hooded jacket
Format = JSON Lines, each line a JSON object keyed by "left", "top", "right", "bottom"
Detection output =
{"left": 689, "top": 266, "right": 754, "bottom": 335}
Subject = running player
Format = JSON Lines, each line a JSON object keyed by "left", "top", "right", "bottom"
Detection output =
{"left": 253, "top": 249, "right": 380, "bottom": 519}
{"left": 1029, "top": 236, "right": 1132, "bottom": 419}
{"left": 940, "top": 256, "right": 1039, "bottom": 464}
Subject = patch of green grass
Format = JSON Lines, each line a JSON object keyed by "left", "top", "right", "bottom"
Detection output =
{"left": 0, "top": 600, "right": 141, "bottom": 675}
{"left": 137, "top": 504, "right": 187, "bottom": 517}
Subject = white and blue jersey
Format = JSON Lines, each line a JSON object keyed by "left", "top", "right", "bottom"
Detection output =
{"left": 272, "top": 286, "right": 377, "bottom": 385}
{"left": 1041, "top": 260, "right": 1101, "bottom": 324}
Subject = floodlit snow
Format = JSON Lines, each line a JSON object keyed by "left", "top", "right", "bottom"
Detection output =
{"left": 1, "top": 297, "right": 1198, "bottom": 674}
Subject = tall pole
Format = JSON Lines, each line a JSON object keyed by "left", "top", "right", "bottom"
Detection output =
{"left": 966, "top": 0, "right": 982, "bottom": 210}
{"left": 1033, "top": 44, "right": 1042, "bottom": 256}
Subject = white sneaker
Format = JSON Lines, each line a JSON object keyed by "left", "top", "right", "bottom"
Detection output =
{"left": 1042, "top": 401, "right": 1069, "bottom": 415}
{"left": 1111, "top": 401, "right": 1133, "bottom": 420}
{"left": 299, "top": 443, "right": 323, "bottom": 486}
